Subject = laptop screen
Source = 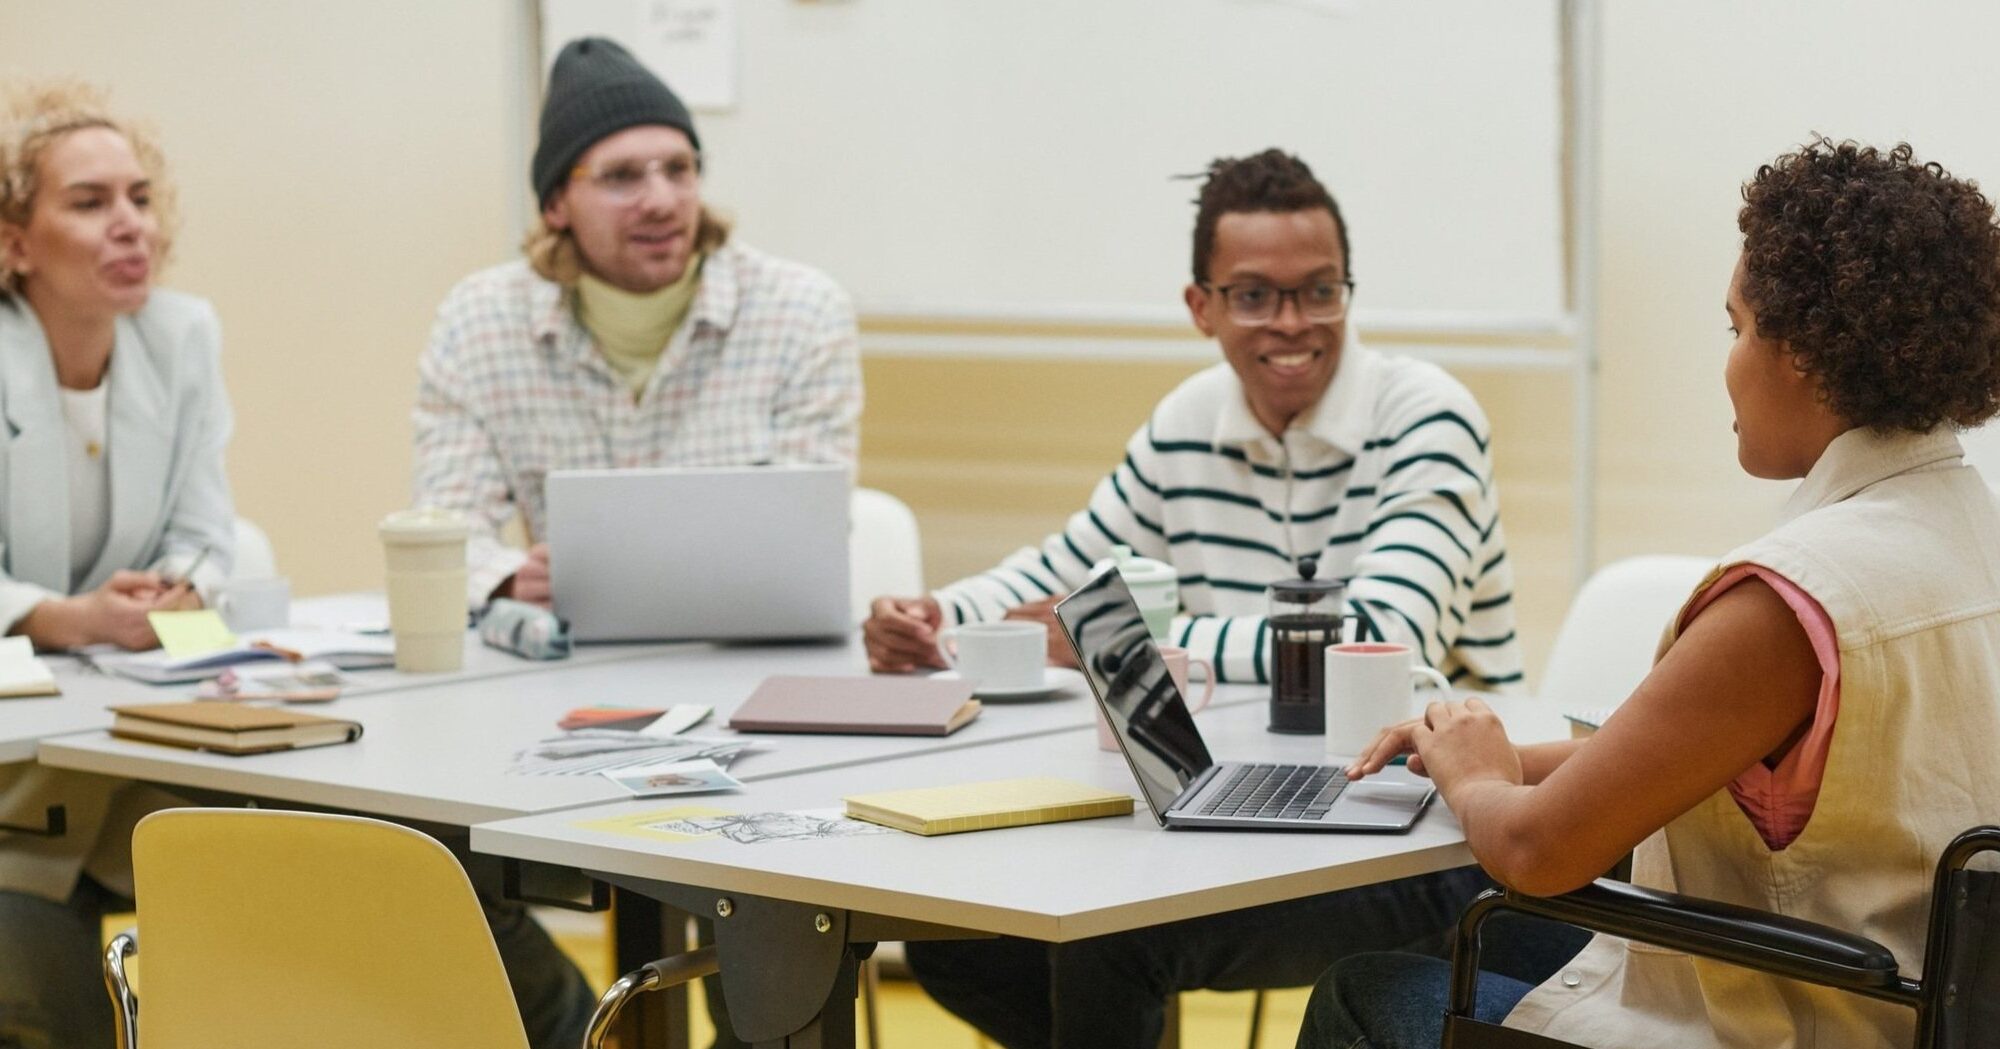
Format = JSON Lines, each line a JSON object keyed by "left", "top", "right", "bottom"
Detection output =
{"left": 1054, "top": 566, "right": 1215, "bottom": 818}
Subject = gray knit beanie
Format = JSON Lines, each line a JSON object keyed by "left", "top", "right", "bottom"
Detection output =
{"left": 531, "top": 37, "right": 699, "bottom": 207}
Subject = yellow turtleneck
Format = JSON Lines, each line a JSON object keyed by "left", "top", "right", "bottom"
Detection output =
{"left": 575, "top": 255, "right": 703, "bottom": 399}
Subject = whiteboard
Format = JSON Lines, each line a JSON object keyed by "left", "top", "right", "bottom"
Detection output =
{"left": 540, "top": 0, "right": 1566, "bottom": 330}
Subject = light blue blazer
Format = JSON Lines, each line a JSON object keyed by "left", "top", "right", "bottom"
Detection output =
{"left": 0, "top": 289, "right": 236, "bottom": 901}
{"left": 0, "top": 289, "right": 235, "bottom": 629}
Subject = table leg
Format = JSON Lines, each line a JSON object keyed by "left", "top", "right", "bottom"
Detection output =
{"left": 610, "top": 888, "right": 691, "bottom": 1049}
{"left": 599, "top": 875, "right": 986, "bottom": 1049}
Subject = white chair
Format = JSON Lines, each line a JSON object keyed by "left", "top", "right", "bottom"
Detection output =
{"left": 1537, "top": 554, "right": 1715, "bottom": 712}
{"left": 849, "top": 487, "right": 924, "bottom": 623}
{"left": 231, "top": 515, "right": 279, "bottom": 580}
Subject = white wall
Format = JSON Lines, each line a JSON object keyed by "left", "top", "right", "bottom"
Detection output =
{"left": 8, "top": 0, "right": 2000, "bottom": 625}
{"left": 1593, "top": 0, "right": 2000, "bottom": 561}
{"left": 547, "top": 0, "right": 1566, "bottom": 328}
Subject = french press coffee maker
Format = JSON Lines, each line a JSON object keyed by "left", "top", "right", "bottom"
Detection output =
{"left": 1268, "top": 556, "right": 1349, "bottom": 733}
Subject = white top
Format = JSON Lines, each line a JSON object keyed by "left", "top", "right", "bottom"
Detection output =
{"left": 933, "top": 333, "right": 1524, "bottom": 690}
{"left": 58, "top": 383, "right": 110, "bottom": 582}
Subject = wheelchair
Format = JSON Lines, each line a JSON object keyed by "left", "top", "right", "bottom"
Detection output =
{"left": 1443, "top": 826, "right": 2000, "bottom": 1048}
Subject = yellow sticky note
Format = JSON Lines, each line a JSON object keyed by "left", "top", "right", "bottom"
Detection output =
{"left": 577, "top": 806, "right": 733, "bottom": 843}
{"left": 148, "top": 610, "right": 239, "bottom": 661}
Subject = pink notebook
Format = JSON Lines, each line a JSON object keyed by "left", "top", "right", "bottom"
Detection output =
{"left": 728, "top": 676, "right": 981, "bottom": 736}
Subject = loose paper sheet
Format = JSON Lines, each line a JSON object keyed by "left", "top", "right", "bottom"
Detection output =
{"left": 579, "top": 806, "right": 895, "bottom": 845}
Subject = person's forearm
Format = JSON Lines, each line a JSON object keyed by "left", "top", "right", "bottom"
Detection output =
{"left": 1517, "top": 739, "right": 1586, "bottom": 785}
{"left": 1445, "top": 777, "right": 1590, "bottom": 896}
{"left": 14, "top": 599, "right": 86, "bottom": 650}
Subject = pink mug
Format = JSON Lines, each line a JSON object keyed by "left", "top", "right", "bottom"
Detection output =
{"left": 1096, "top": 644, "right": 1214, "bottom": 752}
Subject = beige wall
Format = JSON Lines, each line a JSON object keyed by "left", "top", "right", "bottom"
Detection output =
{"left": 10, "top": 1, "right": 1998, "bottom": 687}
{"left": 0, "top": 0, "right": 528, "bottom": 596}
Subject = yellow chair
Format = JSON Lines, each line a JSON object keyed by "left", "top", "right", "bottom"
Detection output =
{"left": 105, "top": 808, "right": 576, "bottom": 1049}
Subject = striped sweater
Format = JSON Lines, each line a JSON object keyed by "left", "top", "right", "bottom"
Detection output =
{"left": 932, "top": 335, "right": 1524, "bottom": 690}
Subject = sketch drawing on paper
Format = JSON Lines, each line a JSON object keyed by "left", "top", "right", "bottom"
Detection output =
{"left": 643, "top": 808, "right": 895, "bottom": 845}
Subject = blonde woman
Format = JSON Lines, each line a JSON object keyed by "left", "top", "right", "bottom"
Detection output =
{"left": 0, "top": 82, "right": 232, "bottom": 1049}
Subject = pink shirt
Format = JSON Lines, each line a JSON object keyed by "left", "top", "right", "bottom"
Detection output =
{"left": 1679, "top": 564, "right": 1840, "bottom": 850}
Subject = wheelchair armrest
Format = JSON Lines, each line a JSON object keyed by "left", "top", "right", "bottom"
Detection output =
{"left": 1478, "top": 879, "right": 1903, "bottom": 992}
{"left": 584, "top": 946, "right": 721, "bottom": 1049}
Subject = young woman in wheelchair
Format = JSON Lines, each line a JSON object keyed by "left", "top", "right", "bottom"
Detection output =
{"left": 1296, "top": 138, "right": 2000, "bottom": 1048}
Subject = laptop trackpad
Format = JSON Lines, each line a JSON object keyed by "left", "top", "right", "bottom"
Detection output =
{"left": 1326, "top": 780, "right": 1433, "bottom": 829}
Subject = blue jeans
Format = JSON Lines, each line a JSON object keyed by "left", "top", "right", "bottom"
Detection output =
{"left": 908, "top": 865, "right": 1531, "bottom": 1049}
{"left": 1295, "top": 935, "right": 1585, "bottom": 1048}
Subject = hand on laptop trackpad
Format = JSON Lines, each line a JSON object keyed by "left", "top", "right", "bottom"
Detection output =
{"left": 1345, "top": 779, "right": 1432, "bottom": 798}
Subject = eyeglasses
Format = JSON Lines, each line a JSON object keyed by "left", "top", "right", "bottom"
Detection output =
{"left": 570, "top": 154, "right": 701, "bottom": 202}
{"left": 1201, "top": 276, "right": 1355, "bottom": 326}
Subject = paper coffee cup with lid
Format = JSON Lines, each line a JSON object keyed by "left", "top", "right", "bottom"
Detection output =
{"left": 378, "top": 508, "right": 470, "bottom": 673}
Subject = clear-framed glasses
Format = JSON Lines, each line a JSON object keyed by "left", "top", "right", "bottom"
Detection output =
{"left": 1202, "top": 276, "right": 1355, "bottom": 326}
{"left": 570, "top": 153, "right": 702, "bottom": 203}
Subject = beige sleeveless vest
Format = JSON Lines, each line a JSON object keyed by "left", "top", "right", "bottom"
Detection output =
{"left": 1505, "top": 428, "right": 2000, "bottom": 1049}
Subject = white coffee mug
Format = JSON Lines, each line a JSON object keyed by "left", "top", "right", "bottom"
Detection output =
{"left": 1323, "top": 642, "right": 1452, "bottom": 758}
{"left": 215, "top": 576, "right": 291, "bottom": 632}
{"left": 938, "top": 621, "right": 1046, "bottom": 693}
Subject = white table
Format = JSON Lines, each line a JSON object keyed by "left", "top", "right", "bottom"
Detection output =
{"left": 469, "top": 696, "right": 1567, "bottom": 1047}
{"left": 0, "top": 594, "right": 691, "bottom": 765}
{"left": 37, "top": 639, "right": 1258, "bottom": 827}
{"left": 0, "top": 657, "right": 170, "bottom": 764}
{"left": 282, "top": 592, "right": 699, "bottom": 696}
{"left": 32, "top": 636, "right": 1263, "bottom": 1047}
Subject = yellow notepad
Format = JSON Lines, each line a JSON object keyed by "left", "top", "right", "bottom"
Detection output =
{"left": 844, "top": 777, "right": 1134, "bottom": 836}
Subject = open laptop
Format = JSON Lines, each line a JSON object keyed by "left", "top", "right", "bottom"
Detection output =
{"left": 545, "top": 465, "right": 851, "bottom": 643}
{"left": 1054, "top": 565, "right": 1434, "bottom": 831}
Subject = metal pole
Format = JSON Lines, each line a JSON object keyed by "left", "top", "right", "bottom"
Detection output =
{"left": 1564, "top": 0, "right": 1604, "bottom": 589}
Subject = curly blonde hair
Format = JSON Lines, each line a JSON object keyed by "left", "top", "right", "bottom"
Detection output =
{"left": 0, "top": 80, "right": 176, "bottom": 294}
{"left": 523, "top": 204, "right": 731, "bottom": 286}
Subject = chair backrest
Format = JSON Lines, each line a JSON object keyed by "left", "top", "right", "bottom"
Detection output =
{"left": 1537, "top": 555, "right": 1713, "bottom": 710}
{"left": 231, "top": 516, "right": 279, "bottom": 580}
{"left": 849, "top": 487, "right": 924, "bottom": 622}
{"left": 129, "top": 809, "right": 530, "bottom": 1049}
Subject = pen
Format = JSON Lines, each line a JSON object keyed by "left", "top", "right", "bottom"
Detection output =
{"left": 161, "top": 548, "right": 211, "bottom": 593}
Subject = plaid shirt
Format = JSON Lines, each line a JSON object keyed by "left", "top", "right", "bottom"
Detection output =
{"left": 413, "top": 241, "right": 862, "bottom": 607}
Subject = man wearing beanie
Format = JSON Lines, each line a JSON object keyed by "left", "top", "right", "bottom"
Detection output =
{"left": 414, "top": 36, "right": 861, "bottom": 614}
{"left": 410, "top": 38, "right": 858, "bottom": 1049}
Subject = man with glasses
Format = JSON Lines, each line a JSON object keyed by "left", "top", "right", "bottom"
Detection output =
{"left": 410, "top": 37, "right": 857, "bottom": 1049}
{"left": 415, "top": 36, "right": 860, "bottom": 613}
{"left": 863, "top": 149, "right": 1536, "bottom": 1049}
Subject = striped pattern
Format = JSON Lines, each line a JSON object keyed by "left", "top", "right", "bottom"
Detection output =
{"left": 412, "top": 243, "right": 862, "bottom": 607}
{"left": 934, "top": 343, "right": 1523, "bottom": 691}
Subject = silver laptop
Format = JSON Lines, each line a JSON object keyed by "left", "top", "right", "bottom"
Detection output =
{"left": 1054, "top": 566, "right": 1434, "bottom": 832}
{"left": 545, "top": 465, "right": 851, "bottom": 643}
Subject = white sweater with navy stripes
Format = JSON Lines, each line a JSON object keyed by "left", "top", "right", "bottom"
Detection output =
{"left": 932, "top": 337, "right": 1524, "bottom": 690}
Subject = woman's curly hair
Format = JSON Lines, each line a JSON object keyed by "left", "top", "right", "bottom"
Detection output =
{"left": 1739, "top": 137, "right": 2000, "bottom": 432}
{"left": 0, "top": 80, "right": 176, "bottom": 295}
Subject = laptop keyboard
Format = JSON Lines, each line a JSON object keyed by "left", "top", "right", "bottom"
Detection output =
{"left": 1198, "top": 764, "right": 1348, "bottom": 820}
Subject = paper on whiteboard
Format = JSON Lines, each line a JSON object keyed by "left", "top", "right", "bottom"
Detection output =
{"left": 542, "top": 0, "right": 738, "bottom": 111}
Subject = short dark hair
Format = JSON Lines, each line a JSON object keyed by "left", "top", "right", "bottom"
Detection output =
{"left": 1190, "top": 149, "right": 1350, "bottom": 285}
{"left": 1739, "top": 137, "right": 2000, "bottom": 432}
